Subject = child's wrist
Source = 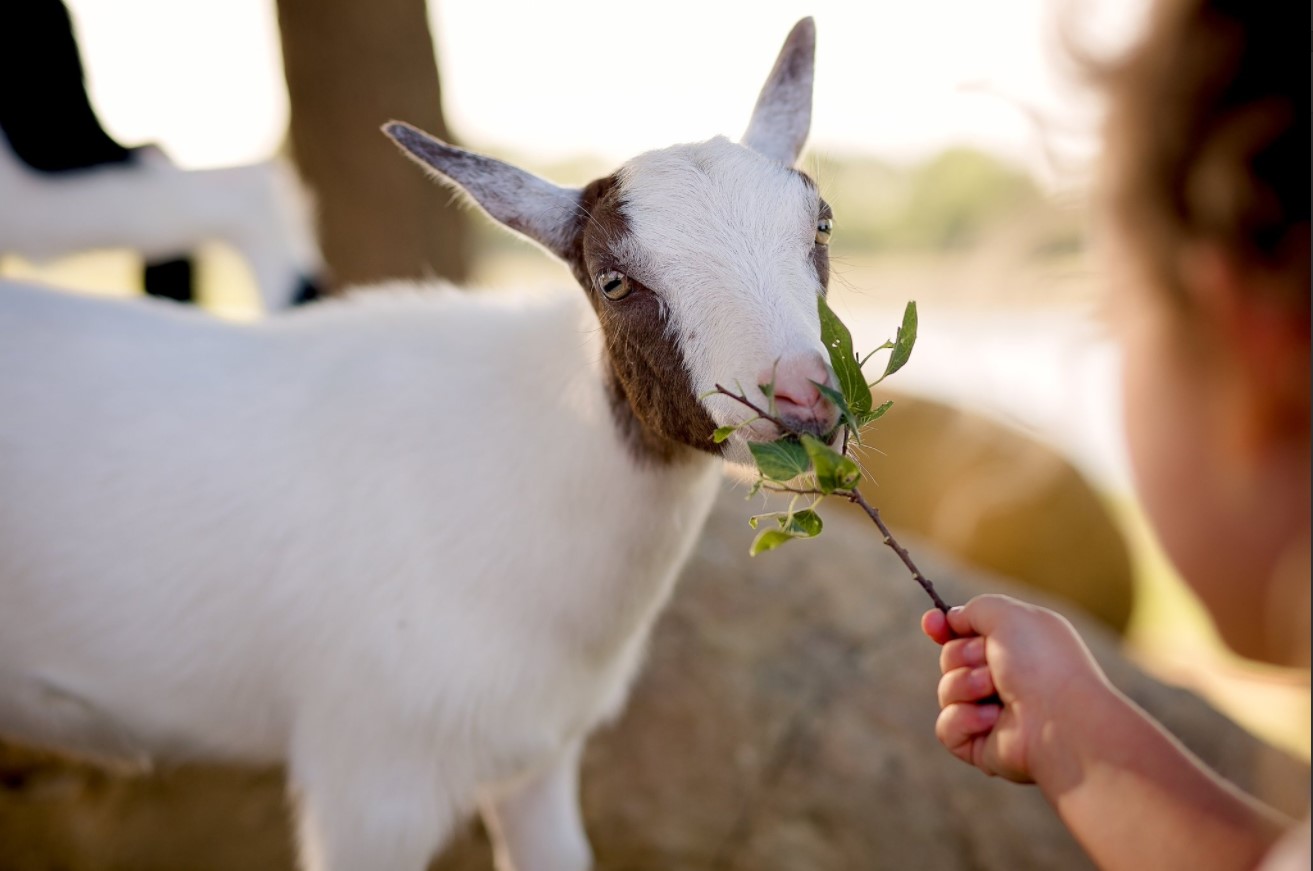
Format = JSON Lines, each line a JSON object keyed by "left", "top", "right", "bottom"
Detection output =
{"left": 1029, "top": 671, "right": 1127, "bottom": 797}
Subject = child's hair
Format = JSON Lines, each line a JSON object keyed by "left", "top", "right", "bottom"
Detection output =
{"left": 1101, "top": 0, "right": 1309, "bottom": 307}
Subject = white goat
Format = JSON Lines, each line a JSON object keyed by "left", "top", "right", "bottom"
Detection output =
{"left": 0, "top": 18, "right": 837, "bottom": 871}
{"left": 0, "top": 140, "right": 323, "bottom": 310}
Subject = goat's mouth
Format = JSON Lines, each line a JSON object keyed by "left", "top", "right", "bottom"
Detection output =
{"left": 739, "top": 416, "right": 845, "bottom": 448}
{"left": 707, "top": 381, "right": 846, "bottom": 460}
{"left": 779, "top": 414, "right": 836, "bottom": 441}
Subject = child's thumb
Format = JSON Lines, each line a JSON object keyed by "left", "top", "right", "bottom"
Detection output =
{"left": 947, "top": 594, "right": 1018, "bottom": 637}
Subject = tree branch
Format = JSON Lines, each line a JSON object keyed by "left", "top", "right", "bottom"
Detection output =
{"left": 845, "top": 489, "right": 950, "bottom": 613}
{"left": 712, "top": 384, "right": 791, "bottom": 432}
{"left": 762, "top": 484, "right": 829, "bottom": 497}
{"left": 720, "top": 384, "right": 952, "bottom": 613}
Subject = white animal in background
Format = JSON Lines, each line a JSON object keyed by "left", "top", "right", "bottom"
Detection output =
{"left": 0, "top": 18, "right": 837, "bottom": 871}
{"left": 0, "top": 141, "right": 323, "bottom": 310}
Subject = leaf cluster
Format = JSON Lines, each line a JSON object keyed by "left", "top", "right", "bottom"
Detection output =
{"left": 716, "top": 296, "right": 918, "bottom": 556}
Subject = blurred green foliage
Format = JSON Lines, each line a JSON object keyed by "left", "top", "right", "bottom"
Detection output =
{"left": 812, "top": 147, "right": 1044, "bottom": 254}
{"left": 470, "top": 146, "right": 1077, "bottom": 264}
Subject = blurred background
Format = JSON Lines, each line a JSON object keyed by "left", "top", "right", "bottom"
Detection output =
{"left": 0, "top": 0, "right": 1307, "bottom": 867}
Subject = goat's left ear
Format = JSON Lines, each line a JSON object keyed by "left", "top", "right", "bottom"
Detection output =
{"left": 382, "top": 122, "right": 582, "bottom": 260}
{"left": 741, "top": 17, "right": 815, "bottom": 166}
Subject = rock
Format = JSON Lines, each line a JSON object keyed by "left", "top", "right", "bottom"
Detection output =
{"left": 0, "top": 484, "right": 1304, "bottom": 870}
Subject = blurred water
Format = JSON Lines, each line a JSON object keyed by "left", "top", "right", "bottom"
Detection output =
{"left": 842, "top": 299, "right": 1131, "bottom": 495}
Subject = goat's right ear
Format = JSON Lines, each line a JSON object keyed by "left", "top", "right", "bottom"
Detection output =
{"left": 383, "top": 122, "right": 582, "bottom": 260}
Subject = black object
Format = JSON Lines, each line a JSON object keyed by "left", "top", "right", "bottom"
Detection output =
{"left": 0, "top": 0, "right": 196, "bottom": 301}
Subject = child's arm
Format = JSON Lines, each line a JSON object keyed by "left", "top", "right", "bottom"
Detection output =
{"left": 923, "top": 595, "right": 1292, "bottom": 871}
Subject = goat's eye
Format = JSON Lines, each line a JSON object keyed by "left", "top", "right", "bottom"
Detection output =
{"left": 815, "top": 218, "right": 833, "bottom": 246}
{"left": 594, "top": 270, "right": 633, "bottom": 301}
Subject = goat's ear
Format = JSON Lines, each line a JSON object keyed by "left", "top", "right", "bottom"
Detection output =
{"left": 382, "top": 122, "right": 582, "bottom": 260}
{"left": 741, "top": 17, "right": 815, "bottom": 166}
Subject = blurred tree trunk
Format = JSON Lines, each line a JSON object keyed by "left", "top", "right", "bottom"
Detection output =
{"left": 276, "top": 0, "right": 472, "bottom": 289}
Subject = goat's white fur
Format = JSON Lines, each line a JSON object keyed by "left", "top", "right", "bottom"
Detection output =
{"left": 616, "top": 138, "right": 829, "bottom": 464}
{"left": 0, "top": 17, "right": 828, "bottom": 871}
{"left": 0, "top": 140, "right": 322, "bottom": 310}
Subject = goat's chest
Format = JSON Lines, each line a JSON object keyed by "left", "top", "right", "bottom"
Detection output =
{"left": 418, "top": 452, "right": 721, "bottom": 748}
{"left": 364, "top": 458, "right": 721, "bottom": 788}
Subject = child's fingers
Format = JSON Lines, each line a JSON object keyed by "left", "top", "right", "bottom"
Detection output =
{"left": 937, "top": 666, "right": 995, "bottom": 707}
{"left": 939, "top": 635, "right": 985, "bottom": 674}
{"left": 921, "top": 609, "right": 955, "bottom": 645}
{"left": 935, "top": 701, "right": 1001, "bottom": 765}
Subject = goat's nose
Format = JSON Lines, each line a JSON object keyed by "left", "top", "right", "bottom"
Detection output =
{"left": 759, "top": 353, "right": 840, "bottom": 435}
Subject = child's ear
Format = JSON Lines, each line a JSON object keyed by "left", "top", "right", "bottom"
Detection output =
{"left": 1180, "top": 243, "right": 1311, "bottom": 450}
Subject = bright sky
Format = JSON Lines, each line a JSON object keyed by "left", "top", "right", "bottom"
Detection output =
{"left": 65, "top": 0, "right": 1147, "bottom": 178}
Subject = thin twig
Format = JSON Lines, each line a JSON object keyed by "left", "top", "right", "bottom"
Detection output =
{"left": 846, "top": 489, "right": 951, "bottom": 613}
{"left": 712, "top": 385, "right": 791, "bottom": 432}
{"left": 762, "top": 484, "right": 829, "bottom": 497}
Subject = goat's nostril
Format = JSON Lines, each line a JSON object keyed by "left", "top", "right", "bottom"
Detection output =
{"left": 761, "top": 354, "right": 832, "bottom": 413}
{"left": 773, "top": 382, "right": 822, "bottom": 411}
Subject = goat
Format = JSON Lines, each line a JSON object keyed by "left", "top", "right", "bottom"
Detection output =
{"left": 0, "top": 141, "right": 323, "bottom": 310}
{"left": 0, "top": 18, "right": 837, "bottom": 871}
{"left": 0, "top": 0, "right": 321, "bottom": 308}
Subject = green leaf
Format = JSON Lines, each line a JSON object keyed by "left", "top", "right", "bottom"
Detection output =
{"left": 858, "top": 340, "right": 895, "bottom": 369}
{"left": 876, "top": 301, "right": 917, "bottom": 384}
{"left": 748, "top": 439, "right": 811, "bottom": 482}
{"left": 713, "top": 418, "right": 759, "bottom": 444}
{"left": 750, "top": 528, "right": 795, "bottom": 555}
{"left": 784, "top": 508, "right": 824, "bottom": 537}
{"left": 748, "top": 510, "right": 819, "bottom": 534}
{"left": 801, "top": 434, "right": 862, "bottom": 494}
{"left": 746, "top": 478, "right": 764, "bottom": 498}
{"left": 747, "top": 509, "right": 824, "bottom": 555}
{"left": 813, "top": 381, "right": 857, "bottom": 434}
{"left": 759, "top": 378, "right": 777, "bottom": 417}
{"left": 857, "top": 399, "right": 894, "bottom": 427}
{"left": 818, "top": 296, "right": 873, "bottom": 418}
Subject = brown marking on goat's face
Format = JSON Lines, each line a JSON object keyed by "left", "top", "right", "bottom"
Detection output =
{"left": 564, "top": 175, "right": 722, "bottom": 464}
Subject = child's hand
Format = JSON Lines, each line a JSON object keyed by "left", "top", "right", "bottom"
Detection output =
{"left": 922, "top": 594, "right": 1112, "bottom": 786}
{"left": 924, "top": 596, "right": 1293, "bottom": 871}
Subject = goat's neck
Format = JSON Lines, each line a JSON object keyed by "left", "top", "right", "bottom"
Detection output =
{"left": 601, "top": 364, "right": 706, "bottom": 466}
{"left": 550, "top": 432, "right": 721, "bottom": 670}
{"left": 523, "top": 301, "right": 723, "bottom": 662}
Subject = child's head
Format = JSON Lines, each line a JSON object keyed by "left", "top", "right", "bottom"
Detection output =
{"left": 1100, "top": 0, "right": 1309, "bottom": 665}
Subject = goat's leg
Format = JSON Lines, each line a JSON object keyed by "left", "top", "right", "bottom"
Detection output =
{"left": 481, "top": 738, "right": 593, "bottom": 871}
{"left": 213, "top": 163, "right": 319, "bottom": 312}
{"left": 290, "top": 747, "right": 458, "bottom": 871}
{"left": 142, "top": 256, "right": 195, "bottom": 303}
